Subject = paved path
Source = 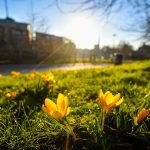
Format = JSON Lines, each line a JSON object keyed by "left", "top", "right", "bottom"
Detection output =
{"left": 0, "top": 63, "right": 113, "bottom": 74}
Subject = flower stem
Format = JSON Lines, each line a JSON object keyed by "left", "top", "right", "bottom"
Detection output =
{"left": 102, "top": 111, "right": 106, "bottom": 131}
{"left": 65, "top": 133, "right": 69, "bottom": 150}
{"left": 64, "top": 118, "right": 76, "bottom": 141}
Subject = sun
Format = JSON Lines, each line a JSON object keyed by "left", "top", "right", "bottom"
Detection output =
{"left": 62, "top": 16, "right": 99, "bottom": 49}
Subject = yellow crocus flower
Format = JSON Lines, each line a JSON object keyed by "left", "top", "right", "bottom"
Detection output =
{"left": 0, "top": 74, "right": 3, "bottom": 77}
{"left": 63, "top": 70, "right": 67, "bottom": 74}
{"left": 98, "top": 89, "right": 124, "bottom": 114}
{"left": 28, "top": 72, "right": 36, "bottom": 79}
{"left": 42, "top": 93, "right": 70, "bottom": 121}
{"left": 6, "top": 92, "right": 17, "bottom": 98}
{"left": 11, "top": 71, "right": 21, "bottom": 77}
{"left": 41, "top": 73, "right": 55, "bottom": 83}
{"left": 98, "top": 89, "right": 123, "bottom": 130}
{"left": 135, "top": 108, "right": 149, "bottom": 125}
{"left": 132, "top": 108, "right": 149, "bottom": 133}
{"left": 73, "top": 70, "right": 77, "bottom": 75}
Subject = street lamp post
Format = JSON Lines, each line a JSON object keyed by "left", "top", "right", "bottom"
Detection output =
{"left": 4, "top": 0, "right": 9, "bottom": 18}
{"left": 113, "top": 34, "right": 116, "bottom": 54}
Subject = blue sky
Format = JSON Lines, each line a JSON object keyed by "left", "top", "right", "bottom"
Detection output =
{"left": 0, "top": 0, "right": 142, "bottom": 49}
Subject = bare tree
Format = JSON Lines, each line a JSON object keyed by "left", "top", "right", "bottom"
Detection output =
{"left": 115, "top": 41, "right": 134, "bottom": 59}
{"left": 27, "top": 0, "right": 51, "bottom": 34}
{"left": 55, "top": 0, "right": 150, "bottom": 15}
{"left": 54, "top": 0, "right": 150, "bottom": 41}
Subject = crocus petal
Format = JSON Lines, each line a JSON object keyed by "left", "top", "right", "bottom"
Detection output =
{"left": 44, "top": 98, "right": 57, "bottom": 112}
{"left": 59, "top": 96, "right": 69, "bottom": 116}
{"left": 106, "top": 94, "right": 123, "bottom": 112}
{"left": 105, "top": 92, "right": 114, "bottom": 105}
{"left": 57, "top": 93, "right": 64, "bottom": 107}
{"left": 64, "top": 96, "right": 68, "bottom": 108}
{"left": 136, "top": 108, "right": 149, "bottom": 125}
{"left": 66, "top": 107, "right": 71, "bottom": 116}
{"left": 42, "top": 104, "right": 51, "bottom": 115}
{"left": 57, "top": 93, "right": 66, "bottom": 114}
{"left": 42, "top": 94, "right": 70, "bottom": 121}
{"left": 98, "top": 90, "right": 124, "bottom": 115}
{"left": 113, "top": 93, "right": 121, "bottom": 103}
{"left": 104, "top": 91, "right": 111, "bottom": 97}
{"left": 51, "top": 111, "right": 63, "bottom": 120}
{"left": 106, "top": 103, "right": 116, "bottom": 113}
{"left": 99, "top": 89, "right": 104, "bottom": 99}
{"left": 115, "top": 97, "right": 124, "bottom": 106}
{"left": 62, "top": 96, "right": 68, "bottom": 115}
{"left": 98, "top": 89, "right": 106, "bottom": 107}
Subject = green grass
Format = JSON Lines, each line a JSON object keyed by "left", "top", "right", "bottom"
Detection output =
{"left": 38, "top": 57, "right": 112, "bottom": 64}
{"left": 0, "top": 60, "right": 150, "bottom": 150}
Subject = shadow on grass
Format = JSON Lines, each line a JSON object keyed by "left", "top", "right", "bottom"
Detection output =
{"left": 120, "top": 77, "right": 147, "bottom": 86}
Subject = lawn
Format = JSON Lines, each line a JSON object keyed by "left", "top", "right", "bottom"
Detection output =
{"left": 0, "top": 60, "right": 150, "bottom": 150}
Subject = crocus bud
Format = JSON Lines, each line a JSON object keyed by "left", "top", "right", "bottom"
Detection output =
{"left": 136, "top": 108, "right": 149, "bottom": 125}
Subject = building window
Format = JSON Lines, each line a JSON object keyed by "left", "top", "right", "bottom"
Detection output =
{"left": 0, "top": 27, "right": 4, "bottom": 36}
{"left": 22, "top": 31, "right": 27, "bottom": 36}
{"left": 12, "top": 30, "right": 21, "bottom": 36}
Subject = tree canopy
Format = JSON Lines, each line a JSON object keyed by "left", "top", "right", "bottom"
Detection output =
{"left": 54, "top": 0, "right": 150, "bottom": 41}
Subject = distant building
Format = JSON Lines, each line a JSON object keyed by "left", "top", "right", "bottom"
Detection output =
{"left": 92, "top": 44, "right": 101, "bottom": 60}
{"left": 34, "top": 32, "right": 76, "bottom": 61}
{"left": 0, "top": 17, "right": 33, "bottom": 61}
{"left": 101, "top": 46, "right": 113, "bottom": 59}
{"left": 0, "top": 17, "right": 76, "bottom": 63}
{"left": 132, "top": 43, "right": 150, "bottom": 59}
{"left": 76, "top": 48, "right": 91, "bottom": 59}
{"left": 137, "top": 44, "right": 150, "bottom": 59}
{"left": 34, "top": 32, "right": 64, "bottom": 60}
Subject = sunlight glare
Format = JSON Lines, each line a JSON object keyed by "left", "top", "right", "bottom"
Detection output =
{"left": 62, "top": 16, "right": 99, "bottom": 49}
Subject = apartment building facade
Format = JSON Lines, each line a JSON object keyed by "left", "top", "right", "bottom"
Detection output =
{"left": 34, "top": 32, "right": 76, "bottom": 61}
{"left": 0, "top": 17, "right": 33, "bottom": 62}
{"left": 0, "top": 17, "right": 76, "bottom": 63}
{"left": 34, "top": 32, "right": 64, "bottom": 60}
